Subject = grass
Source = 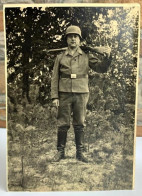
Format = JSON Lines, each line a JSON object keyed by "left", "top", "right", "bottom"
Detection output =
{"left": 8, "top": 102, "right": 135, "bottom": 191}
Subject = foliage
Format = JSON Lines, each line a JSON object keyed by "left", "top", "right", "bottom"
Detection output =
{"left": 6, "top": 6, "right": 138, "bottom": 104}
{"left": 6, "top": 6, "right": 139, "bottom": 191}
{"left": 8, "top": 101, "right": 134, "bottom": 191}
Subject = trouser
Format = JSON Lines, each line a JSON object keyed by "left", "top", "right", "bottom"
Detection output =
{"left": 57, "top": 92, "right": 89, "bottom": 128}
{"left": 57, "top": 92, "right": 89, "bottom": 151}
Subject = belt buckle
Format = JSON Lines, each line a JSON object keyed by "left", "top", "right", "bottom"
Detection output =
{"left": 71, "top": 74, "right": 76, "bottom": 79}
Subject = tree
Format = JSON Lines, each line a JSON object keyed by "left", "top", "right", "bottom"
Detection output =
{"left": 6, "top": 6, "right": 139, "bottom": 109}
{"left": 6, "top": 6, "right": 139, "bottom": 191}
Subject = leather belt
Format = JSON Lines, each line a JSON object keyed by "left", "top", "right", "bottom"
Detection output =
{"left": 60, "top": 73, "right": 88, "bottom": 79}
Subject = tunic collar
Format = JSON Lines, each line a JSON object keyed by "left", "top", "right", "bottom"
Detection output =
{"left": 65, "top": 47, "right": 83, "bottom": 56}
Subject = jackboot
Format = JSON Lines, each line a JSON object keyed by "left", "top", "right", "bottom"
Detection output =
{"left": 74, "top": 126, "right": 88, "bottom": 163}
{"left": 53, "top": 127, "right": 68, "bottom": 162}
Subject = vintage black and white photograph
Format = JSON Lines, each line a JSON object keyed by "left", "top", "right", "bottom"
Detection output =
{"left": 5, "top": 4, "right": 140, "bottom": 191}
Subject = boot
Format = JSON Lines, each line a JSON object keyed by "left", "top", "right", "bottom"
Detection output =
{"left": 53, "top": 127, "right": 68, "bottom": 162}
{"left": 74, "top": 126, "right": 88, "bottom": 163}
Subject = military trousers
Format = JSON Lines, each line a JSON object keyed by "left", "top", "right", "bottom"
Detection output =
{"left": 57, "top": 92, "right": 89, "bottom": 129}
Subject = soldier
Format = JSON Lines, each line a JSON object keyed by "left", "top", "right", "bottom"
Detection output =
{"left": 51, "top": 25, "right": 111, "bottom": 162}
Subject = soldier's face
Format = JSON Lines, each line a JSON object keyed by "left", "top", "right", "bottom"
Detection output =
{"left": 67, "top": 34, "right": 80, "bottom": 49}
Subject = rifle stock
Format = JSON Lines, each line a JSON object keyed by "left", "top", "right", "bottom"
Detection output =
{"left": 47, "top": 47, "right": 67, "bottom": 53}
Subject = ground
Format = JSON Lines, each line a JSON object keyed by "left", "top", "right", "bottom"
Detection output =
{"left": 7, "top": 102, "right": 134, "bottom": 191}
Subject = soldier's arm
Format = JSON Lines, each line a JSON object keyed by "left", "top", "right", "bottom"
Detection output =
{"left": 88, "top": 46, "right": 112, "bottom": 73}
{"left": 51, "top": 55, "right": 60, "bottom": 100}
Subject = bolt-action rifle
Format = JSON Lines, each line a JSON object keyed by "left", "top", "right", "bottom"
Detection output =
{"left": 47, "top": 45, "right": 109, "bottom": 57}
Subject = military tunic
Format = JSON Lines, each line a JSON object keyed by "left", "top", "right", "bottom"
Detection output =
{"left": 51, "top": 47, "right": 110, "bottom": 128}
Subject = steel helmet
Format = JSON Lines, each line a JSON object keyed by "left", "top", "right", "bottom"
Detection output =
{"left": 66, "top": 25, "right": 82, "bottom": 38}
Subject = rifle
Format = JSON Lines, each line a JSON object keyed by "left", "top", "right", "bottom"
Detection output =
{"left": 47, "top": 46, "right": 108, "bottom": 57}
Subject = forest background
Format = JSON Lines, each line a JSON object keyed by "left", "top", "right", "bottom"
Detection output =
{"left": 5, "top": 6, "right": 139, "bottom": 191}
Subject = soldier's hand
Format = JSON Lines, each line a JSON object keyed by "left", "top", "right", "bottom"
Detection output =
{"left": 95, "top": 46, "right": 111, "bottom": 58}
{"left": 52, "top": 99, "right": 59, "bottom": 107}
